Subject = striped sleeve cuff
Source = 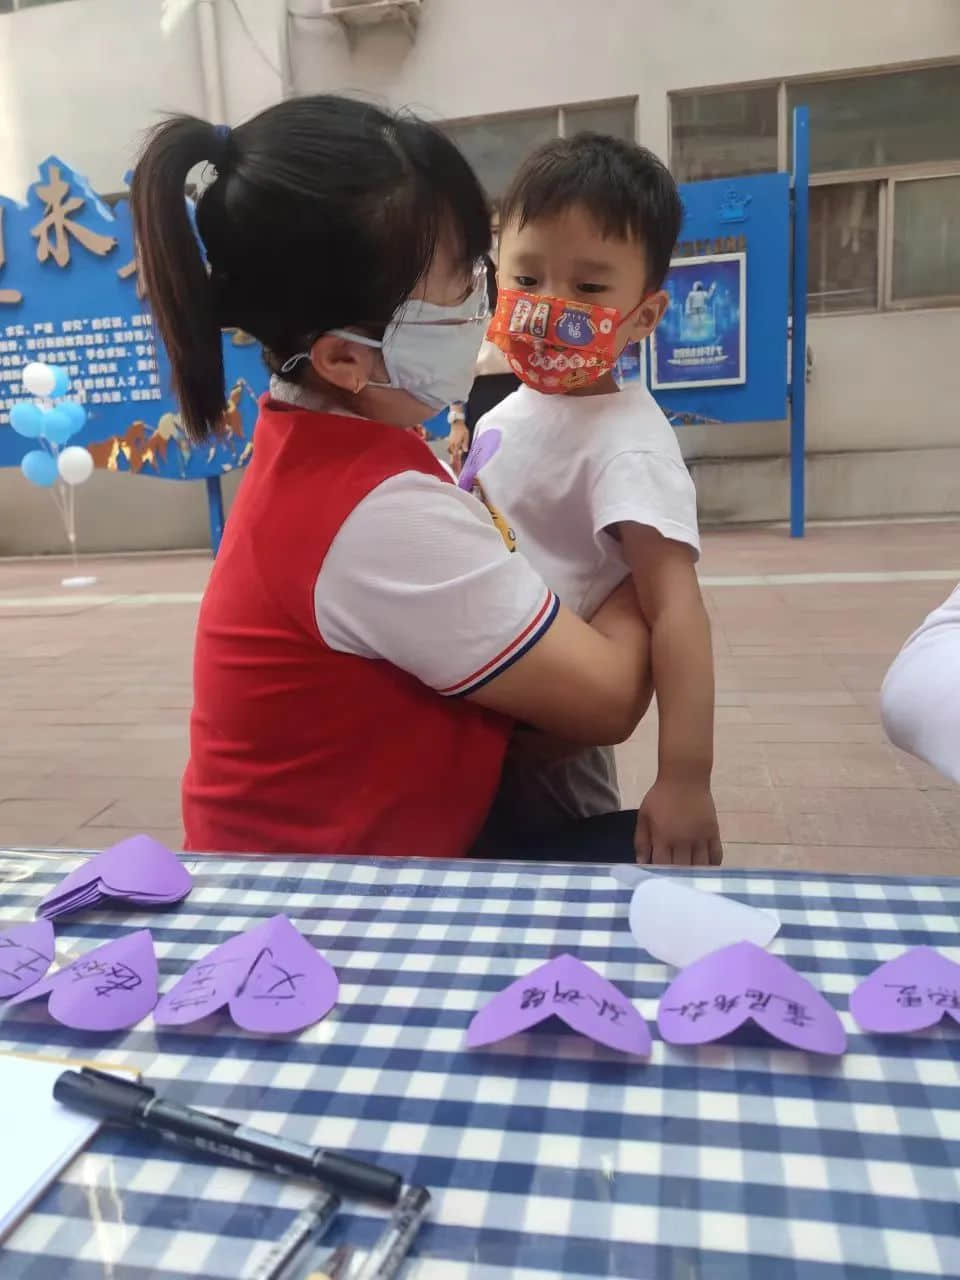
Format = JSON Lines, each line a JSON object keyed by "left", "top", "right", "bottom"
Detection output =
{"left": 439, "top": 589, "right": 559, "bottom": 698}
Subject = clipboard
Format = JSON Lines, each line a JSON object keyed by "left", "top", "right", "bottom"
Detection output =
{"left": 0, "top": 1052, "right": 141, "bottom": 1242}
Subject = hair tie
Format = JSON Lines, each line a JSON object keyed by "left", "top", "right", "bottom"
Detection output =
{"left": 212, "top": 123, "right": 233, "bottom": 173}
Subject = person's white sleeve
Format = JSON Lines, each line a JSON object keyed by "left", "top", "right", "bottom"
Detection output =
{"left": 881, "top": 584, "right": 960, "bottom": 783}
{"left": 591, "top": 450, "right": 701, "bottom": 558}
{"left": 314, "top": 471, "right": 558, "bottom": 696}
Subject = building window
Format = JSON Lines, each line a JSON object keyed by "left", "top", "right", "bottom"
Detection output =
{"left": 443, "top": 99, "right": 636, "bottom": 199}
{"left": 6, "top": 0, "right": 80, "bottom": 9}
{"left": 808, "top": 181, "right": 880, "bottom": 315}
{"left": 671, "top": 64, "right": 960, "bottom": 314}
{"left": 786, "top": 65, "right": 960, "bottom": 172}
{"left": 891, "top": 174, "right": 960, "bottom": 305}
{"left": 670, "top": 86, "right": 778, "bottom": 182}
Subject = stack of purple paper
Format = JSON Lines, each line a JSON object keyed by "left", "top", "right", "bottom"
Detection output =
{"left": 36, "top": 835, "right": 192, "bottom": 921}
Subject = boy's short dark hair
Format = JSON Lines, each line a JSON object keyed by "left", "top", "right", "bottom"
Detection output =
{"left": 499, "top": 133, "right": 682, "bottom": 290}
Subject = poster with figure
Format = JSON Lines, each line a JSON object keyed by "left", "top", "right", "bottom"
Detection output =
{"left": 651, "top": 253, "right": 746, "bottom": 390}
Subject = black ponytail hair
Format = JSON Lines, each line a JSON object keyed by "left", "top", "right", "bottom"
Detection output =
{"left": 130, "top": 96, "right": 491, "bottom": 442}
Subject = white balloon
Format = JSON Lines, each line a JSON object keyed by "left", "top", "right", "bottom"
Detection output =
{"left": 23, "top": 362, "right": 56, "bottom": 398}
{"left": 57, "top": 445, "right": 94, "bottom": 486}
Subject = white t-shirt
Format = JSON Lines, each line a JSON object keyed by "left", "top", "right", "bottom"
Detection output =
{"left": 312, "top": 469, "right": 557, "bottom": 697}
{"left": 469, "top": 382, "right": 700, "bottom": 618}
{"left": 881, "top": 584, "right": 960, "bottom": 783}
{"left": 263, "top": 376, "right": 557, "bottom": 696}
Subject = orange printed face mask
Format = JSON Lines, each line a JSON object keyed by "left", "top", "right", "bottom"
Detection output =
{"left": 487, "top": 289, "right": 628, "bottom": 393}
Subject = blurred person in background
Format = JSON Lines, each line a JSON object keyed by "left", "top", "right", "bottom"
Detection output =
{"left": 882, "top": 584, "right": 960, "bottom": 784}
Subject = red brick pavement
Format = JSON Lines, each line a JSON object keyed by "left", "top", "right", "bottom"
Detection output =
{"left": 1, "top": 521, "right": 958, "bottom": 872}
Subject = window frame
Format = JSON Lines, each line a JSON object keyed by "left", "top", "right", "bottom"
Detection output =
{"left": 806, "top": 173, "right": 887, "bottom": 317}
{"left": 444, "top": 97, "right": 637, "bottom": 139}
{"left": 441, "top": 97, "right": 638, "bottom": 201}
{"left": 884, "top": 165, "right": 960, "bottom": 311}
{"left": 669, "top": 65, "right": 960, "bottom": 317}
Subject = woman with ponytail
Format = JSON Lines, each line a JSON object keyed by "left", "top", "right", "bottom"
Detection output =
{"left": 130, "top": 96, "right": 650, "bottom": 858}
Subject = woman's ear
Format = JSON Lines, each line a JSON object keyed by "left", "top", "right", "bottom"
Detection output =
{"left": 626, "top": 291, "right": 669, "bottom": 341}
{"left": 309, "top": 333, "right": 379, "bottom": 394}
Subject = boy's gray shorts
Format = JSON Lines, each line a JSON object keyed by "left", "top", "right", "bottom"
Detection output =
{"left": 483, "top": 729, "right": 621, "bottom": 838}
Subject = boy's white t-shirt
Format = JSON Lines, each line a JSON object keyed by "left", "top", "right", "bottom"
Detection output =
{"left": 471, "top": 381, "right": 700, "bottom": 618}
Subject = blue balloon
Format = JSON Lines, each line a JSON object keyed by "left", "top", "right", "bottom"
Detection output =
{"left": 9, "top": 402, "right": 45, "bottom": 438}
{"left": 49, "top": 365, "right": 70, "bottom": 397}
{"left": 20, "top": 448, "right": 58, "bottom": 487}
{"left": 59, "top": 400, "right": 87, "bottom": 433}
{"left": 41, "top": 407, "right": 75, "bottom": 445}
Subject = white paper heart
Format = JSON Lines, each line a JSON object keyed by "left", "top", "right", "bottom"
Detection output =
{"left": 629, "top": 876, "right": 779, "bottom": 968}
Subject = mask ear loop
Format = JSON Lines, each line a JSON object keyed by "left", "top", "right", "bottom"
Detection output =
{"left": 279, "top": 351, "right": 310, "bottom": 375}
{"left": 279, "top": 329, "right": 386, "bottom": 377}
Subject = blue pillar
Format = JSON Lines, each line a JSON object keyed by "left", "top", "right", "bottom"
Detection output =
{"left": 789, "top": 106, "right": 810, "bottom": 538}
{"left": 205, "top": 475, "right": 225, "bottom": 556}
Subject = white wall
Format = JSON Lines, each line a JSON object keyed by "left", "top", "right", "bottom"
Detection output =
{"left": 285, "top": 0, "right": 960, "bottom": 156}
{"left": 0, "top": 0, "right": 205, "bottom": 201}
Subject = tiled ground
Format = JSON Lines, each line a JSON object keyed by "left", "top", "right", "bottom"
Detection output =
{"left": 1, "top": 520, "right": 958, "bottom": 872}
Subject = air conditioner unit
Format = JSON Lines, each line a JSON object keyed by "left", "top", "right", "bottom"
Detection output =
{"left": 315, "top": 0, "right": 421, "bottom": 36}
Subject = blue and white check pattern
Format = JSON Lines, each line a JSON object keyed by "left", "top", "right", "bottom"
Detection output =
{"left": 1, "top": 853, "right": 959, "bottom": 1279}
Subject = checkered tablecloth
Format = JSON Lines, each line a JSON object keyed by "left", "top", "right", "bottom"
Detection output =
{"left": 1, "top": 852, "right": 959, "bottom": 1280}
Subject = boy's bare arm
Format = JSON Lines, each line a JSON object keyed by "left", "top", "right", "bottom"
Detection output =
{"left": 618, "top": 522, "right": 722, "bottom": 867}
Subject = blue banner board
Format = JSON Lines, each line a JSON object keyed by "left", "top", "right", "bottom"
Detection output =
{"left": 0, "top": 157, "right": 265, "bottom": 480}
{"left": 652, "top": 173, "right": 790, "bottom": 424}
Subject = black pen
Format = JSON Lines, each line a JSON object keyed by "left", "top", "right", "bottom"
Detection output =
{"left": 54, "top": 1067, "right": 402, "bottom": 1204}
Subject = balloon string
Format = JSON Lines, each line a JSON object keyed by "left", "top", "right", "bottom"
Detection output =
{"left": 67, "top": 483, "right": 78, "bottom": 572}
{"left": 48, "top": 484, "right": 67, "bottom": 535}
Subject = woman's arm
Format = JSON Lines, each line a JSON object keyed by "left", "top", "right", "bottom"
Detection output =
{"left": 881, "top": 584, "right": 960, "bottom": 783}
{"left": 467, "top": 578, "right": 652, "bottom": 744}
{"left": 313, "top": 472, "right": 651, "bottom": 747}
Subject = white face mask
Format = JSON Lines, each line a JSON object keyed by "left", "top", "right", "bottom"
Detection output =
{"left": 282, "top": 271, "right": 490, "bottom": 414}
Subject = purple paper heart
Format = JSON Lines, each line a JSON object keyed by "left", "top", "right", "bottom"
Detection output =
{"left": 850, "top": 946, "right": 960, "bottom": 1034}
{"left": 153, "top": 926, "right": 260, "bottom": 1024}
{"left": 658, "top": 941, "right": 846, "bottom": 1056}
{"left": 95, "top": 835, "right": 192, "bottom": 899}
{"left": 37, "top": 836, "right": 192, "bottom": 918}
{"left": 229, "top": 916, "right": 339, "bottom": 1034}
{"left": 36, "top": 861, "right": 101, "bottom": 916}
{"left": 466, "top": 953, "right": 651, "bottom": 1056}
{"left": 155, "top": 915, "right": 338, "bottom": 1034}
{"left": 10, "top": 929, "right": 158, "bottom": 1032}
{"left": 458, "top": 428, "right": 501, "bottom": 493}
{"left": 0, "top": 918, "right": 55, "bottom": 998}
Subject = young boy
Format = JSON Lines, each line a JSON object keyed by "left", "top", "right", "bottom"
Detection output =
{"left": 463, "top": 133, "right": 721, "bottom": 867}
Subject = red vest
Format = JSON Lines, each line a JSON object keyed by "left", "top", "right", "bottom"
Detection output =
{"left": 182, "top": 402, "right": 509, "bottom": 856}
